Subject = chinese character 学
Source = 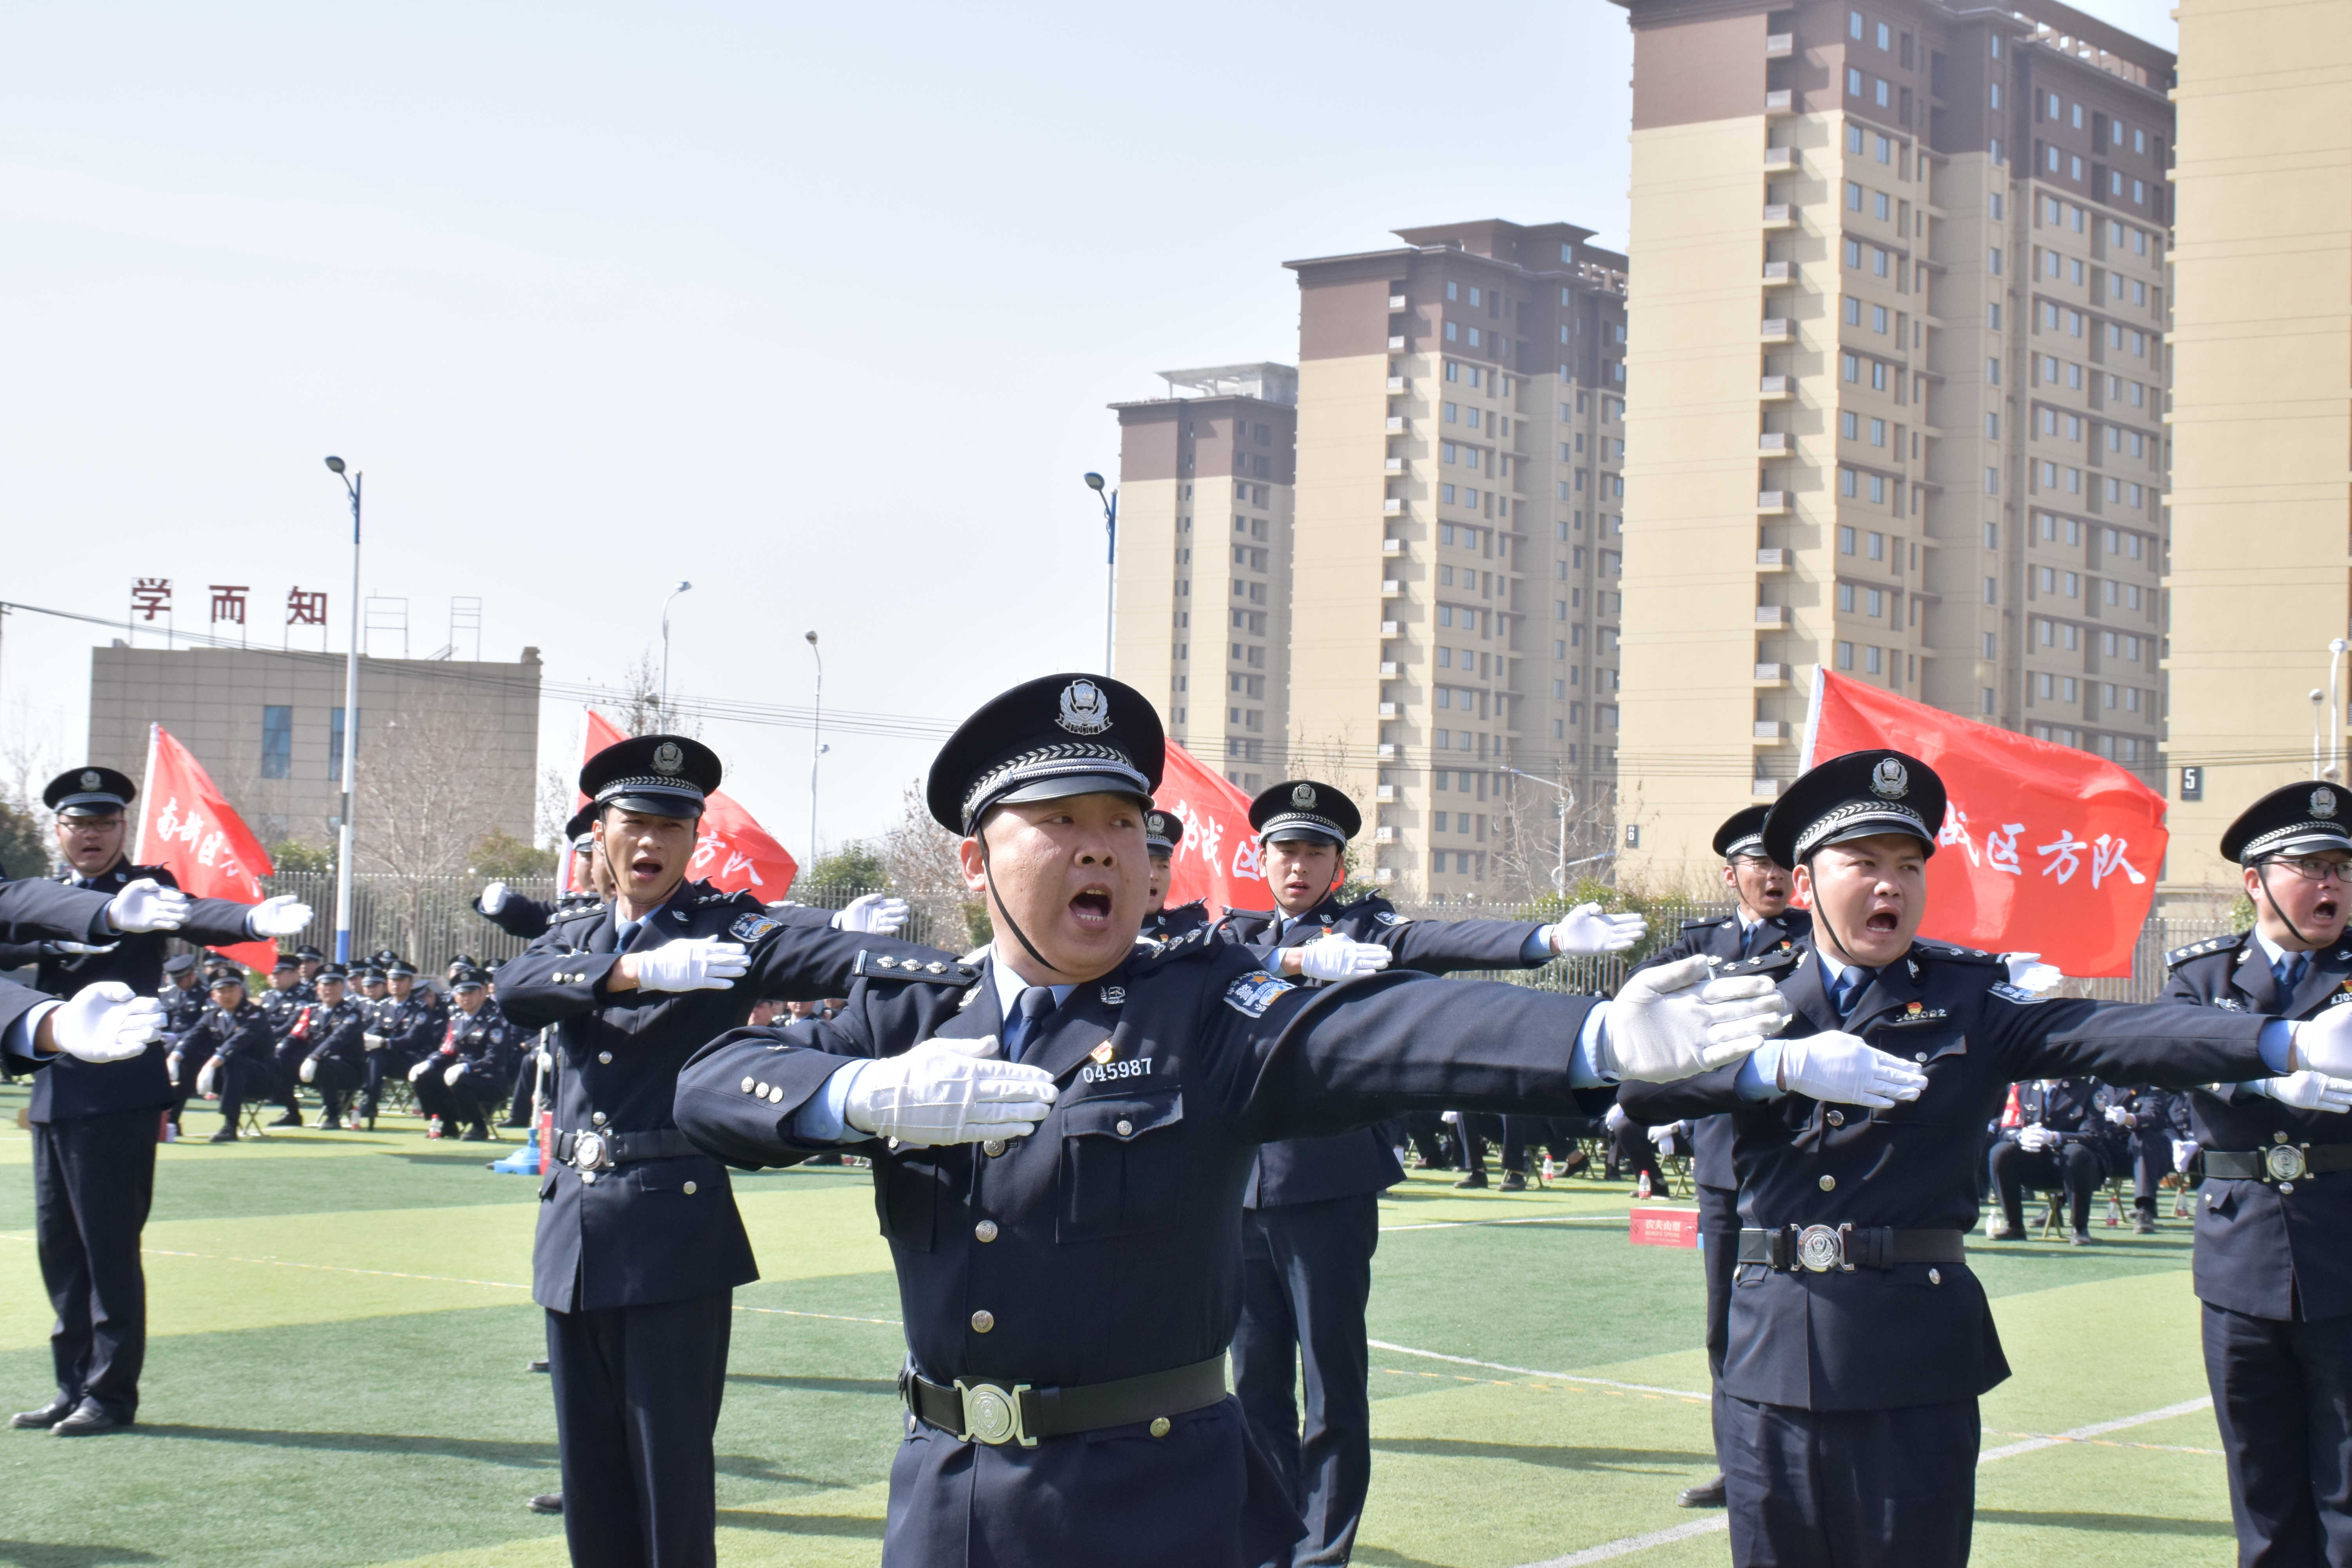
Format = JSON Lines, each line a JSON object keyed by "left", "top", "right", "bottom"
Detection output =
{"left": 130, "top": 579, "right": 171, "bottom": 622}
{"left": 209, "top": 585, "right": 250, "bottom": 626}
{"left": 286, "top": 588, "right": 327, "bottom": 627}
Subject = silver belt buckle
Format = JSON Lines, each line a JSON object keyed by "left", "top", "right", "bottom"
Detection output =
{"left": 1795, "top": 1224, "right": 1848, "bottom": 1273}
{"left": 569, "top": 1130, "right": 612, "bottom": 1172}
{"left": 2265, "top": 1144, "right": 2308, "bottom": 1184}
{"left": 954, "top": 1381, "right": 1036, "bottom": 1447}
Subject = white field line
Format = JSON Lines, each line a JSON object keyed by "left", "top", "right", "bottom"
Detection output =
{"left": 1381, "top": 1214, "right": 1633, "bottom": 1233}
{"left": 1367, "top": 1339, "right": 1710, "bottom": 1401}
{"left": 1510, "top": 1394, "right": 2221, "bottom": 1567}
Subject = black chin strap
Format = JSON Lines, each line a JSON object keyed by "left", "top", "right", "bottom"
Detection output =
{"left": 977, "top": 822, "right": 1069, "bottom": 978}
{"left": 2255, "top": 861, "right": 2316, "bottom": 952}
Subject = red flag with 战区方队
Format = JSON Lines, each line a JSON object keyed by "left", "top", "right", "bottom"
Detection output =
{"left": 1154, "top": 739, "right": 1270, "bottom": 916}
{"left": 577, "top": 708, "right": 798, "bottom": 900}
{"left": 131, "top": 723, "right": 279, "bottom": 971}
{"left": 1803, "top": 670, "right": 2166, "bottom": 977}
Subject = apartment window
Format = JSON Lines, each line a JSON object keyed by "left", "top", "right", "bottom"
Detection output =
{"left": 1841, "top": 411, "right": 1859, "bottom": 441}
{"left": 1866, "top": 589, "right": 1884, "bottom": 617}
{"left": 1848, "top": 66, "right": 1863, "bottom": 96}
{"left": 1840, "top": 468, "right": 1858, "bottom": 498}
{"left": 1838, "top": 583, "right": 1857, "bottom": 612}
{"left": 1984, "top": 577, "right": 1998, "bottom": 605}
{"left": 1873, "top": 305, "right": 1889, "bottom": 333}
{"left": 1867, "top": 531, "right": 1885, "bottom": 561}
{"left": 262, "top": 705, "right": 294, "bottom": 779}
{"left": 1874, "top": 191, "right": 1891, "bottom": 221}
{"left": 1837, "top": 641, "right": 1856, "bottom": 669}
{"left": 1866, "top": 646, "right": 1884, "bottom": 674}
{"left": 1839, "top": 525, "right": 1857, "bottom": 554}
{"left": 329, "top": 707, "right": 349, "bottom": 782}
{"left": 1843, "top": 296, "right": 1862, "bottom": 327}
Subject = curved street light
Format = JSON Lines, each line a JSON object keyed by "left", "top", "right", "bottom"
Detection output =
{"left": 806, "top": 631, "right": 823, "bottom": 867}
{"left": 659, "top": 581, "right": 693, "bottom": 720}
{"left": 323, "top": 456, "right": 362, "bottom": 965}
{"left": 1084, "top": 472, "right": 1116, "bottom": 672}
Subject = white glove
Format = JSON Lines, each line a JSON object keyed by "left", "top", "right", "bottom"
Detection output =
{"left": 105, "top": 878, "right": 190, "bottom": 933}
{"left": 1296, "top": 935, "right": 1392, "bottom": 983}
{"left": 1602, "top": 955, "right": 1790, "bottom": 1082}
{"left": 40, "top": 940, "right": 118, "bottom": 957}
{"left": 841, "top": 1035, "right": 1059, "bottom": 1147}
{"left": 408, "top": 1059, "right": 434, "bottom": 1083}
{"left": 49, "top": 982, "right": 165, "bottom": 1063}
{"left": 1773, "top": 1030, "right": 1928, "bottom": 1107}
{"left": 1545, "top": 903, "right": 1647, "bottom": 955}
{"left": 244, "top": 895, "right": 314, "bottom": 938}
{"left": 2171, "top": 1138, "right": 2198, "bottom": 1171}
{"left": 630, "top": 938, "right": 749, "bottom": 992}
{"left": 1439, "top": 1109, "right": 1461, "bottom": 1125}
{"left": 2103, "top": 1104, "right": 2131, "bottom": 1126}
{"left": 2016, "top": 1123, "right": 2057, "bottom": 1152}
{"left": 479, "top": 881, "right": 510, "bottom": 915}
{"left": 196, "top": 1057, "right": 220, "bottom": 1098}
{"left": 834, "top": 894, "right": 911, "bottom": 935}
{"left": 2292, "top": 1007, "right": 2352, "bottom": 1079}
{"left": 364, "top": 1033, "right": 387, "bottom": 1053}
{"left": 1646, "top": 1123, "right": 1677, "bottom": 1157}
{"left": 2002, "top": 952, "right": 2063, "bottom": 996}
{"left": 444, "top": 1062, "right": 466, "bottom": 1087}
{"left": 299, "top": 1057, "right": 318, "bottom": 1084}
{"left": 2267, "top": 1069, "right": 2352, "bottom": 1113}
{"left": 1603, "top": 1103, "right": 1630, "bottom": 1134}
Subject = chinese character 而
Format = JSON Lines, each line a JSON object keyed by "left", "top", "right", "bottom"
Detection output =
{"left": 209, "top": 585, "right": 250, "bottom": 626}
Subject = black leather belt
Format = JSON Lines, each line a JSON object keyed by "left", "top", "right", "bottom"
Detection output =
{"left": 553, "top": 1128, "right": 699, "bottom": 1172}
{"left": 1739, "top": 1225, "right": 1967, "bottom": 1273}
{"left": 900, "top": 1354, "right": 1229, "bottom": 1447}
{"left": 2203, "top": 1142, "right": 2352, "bottom": 1187}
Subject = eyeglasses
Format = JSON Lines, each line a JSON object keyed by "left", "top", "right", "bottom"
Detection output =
{"left": 2263, "top": 856, "right": 2352, "bottom": 884}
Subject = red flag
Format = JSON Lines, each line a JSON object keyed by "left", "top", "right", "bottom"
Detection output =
{"left": 131, "top": 723, "right": 278, "bottom": 971}
{"left": 1804, "top": 670, "right": 2165, "bottom": 977}
{"left": 578, "top": 708, "right": 798, "bottom": 900}
{"left": 1153, "top": 740, "right": 1271, "bottom": 916}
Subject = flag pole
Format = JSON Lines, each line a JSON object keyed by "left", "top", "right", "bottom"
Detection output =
{"left": 334, "top": 470, "right": 363, "bottom": 966}
{"left": 133, "top": 721, "right": 160, "bottom": 864}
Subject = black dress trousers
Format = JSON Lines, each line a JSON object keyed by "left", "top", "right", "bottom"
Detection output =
{"left": 1696, "top": 1181, "right": 1739, "bottom": 1474}
{"left": 547, "top": 1290, "right": 733, "bottom": 1568}
{"left": 33, "top": 1109, "right": 160, "bottom": 1419}
{"left": 2202, "top": 1299, "right": 2352, "bottom": 1567}
{"left": 1720, "top": 1393, "right": 1980, "bottom": 1567}
{"left": 1232, "top": 1194, "right": 1382, "bottom": 1568}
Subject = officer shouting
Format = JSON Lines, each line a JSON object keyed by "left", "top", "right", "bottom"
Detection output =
{"left": 2163, "top": 780, "right": 2352, "bottom": 1564}
{"left": 1617, "top": 750, "right": 2352, "bottom": 1568}
{"left": 495, "top": 735, "right": 952, "bottom": 1568}
{"left": 670, "top": 673, "right": 1789, "bottom": 1568}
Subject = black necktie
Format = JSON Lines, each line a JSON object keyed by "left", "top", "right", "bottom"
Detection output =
{"left": 1010, "top": 985, "right": 1057, "bottom": 1063}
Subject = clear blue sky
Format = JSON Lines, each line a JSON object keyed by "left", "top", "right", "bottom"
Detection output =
{"left": 0, "top": 0, "right": 2176, "bottom": 862}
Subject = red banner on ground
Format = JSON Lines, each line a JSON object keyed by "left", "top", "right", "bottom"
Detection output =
{"left": 1629, "top": 1207, "right": 1700, "bottom": 1248}
{"left": 1153, "top": 740, "right": 1271, "bottom": 916}
{"left": 577, "top": 708, "right": 798, "bottom": 900}
{"left": 1804, "top": 670, "right": 2165, "bottom": 977}
{"left": 131, "top": 723, "right": 278, "bottom": 970}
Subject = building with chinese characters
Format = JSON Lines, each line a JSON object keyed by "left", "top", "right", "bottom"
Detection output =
{"left": 1606, "top": 0, "right": 2174, "bottom": 891}
{"left": 84, "top": 644, "right": 541, "bottom": 853}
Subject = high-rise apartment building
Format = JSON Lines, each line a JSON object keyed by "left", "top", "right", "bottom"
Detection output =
{"left": 1110, "top": 364, "right": 1298, "bottom": 794}
{"left": 1610, "top": 0, "right": 2174, "bottom": 888}
{"left": 1284, "top": 221, "right": 1630, "bottom": 896}
{"left": 2161, "top": 0, "right": 2352, "bottom": 890}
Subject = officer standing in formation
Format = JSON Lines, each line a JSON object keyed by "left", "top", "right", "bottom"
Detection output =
{"left": 1214, "top": 777, "right": 1646, "bottom": 1567}
{"left": 290, "top": 964, "right": 370, "bottom": 1131}
{"left": 1615, "top": 749, "right": 2352, "bottom": 1567}
{"left": 1622, "top": 804, "right": 1810, "bottom": 1511}
{"left": 2162, "top": 780, "right": 2352, "bottom": 1564}
{"left": 494, "top": 734, "right": 952, "bottom": 1568}
{"left": 0, "top": 767, "right": 309, "bottom": 1437}
{"left": 1140, "top": 809, "right": 1210, "bottom": 944}
{"left": 670, "top": 673, "right": 1788, "bottom": 1568}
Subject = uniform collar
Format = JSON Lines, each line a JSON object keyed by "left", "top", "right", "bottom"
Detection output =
{"left": 985, "top": 946, "right": 1076, "bottom": 1016}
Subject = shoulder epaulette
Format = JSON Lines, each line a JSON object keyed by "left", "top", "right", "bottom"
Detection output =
{"left": 551, "top": 901, "right": 608, "bottom": 925}
{"left": 852, "top": 950, "right": 979, "bottom": 984}
{"left": 1918, "top": 942, "right": 2002, "bottom": 965}
{"left": 1136, "top": 924, "right": 1221, "bottom": 968}
{"left": 1717, "top": 946, "right": 1802, "bottom": 977}
{"left": 1170, "top": 898, "right": 1208, "bottom": 913}
{"left": 2166, "top": 932, "right": 2244, "bottom": 969}
{"left": 1679, "top": 917, "right": 1719, "bottom": 932}
{"left": 1222, "top": 907, "right": 1274, "bottom": 924}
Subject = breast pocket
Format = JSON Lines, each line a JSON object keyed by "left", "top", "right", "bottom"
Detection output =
{"left": 873, "top": 1150, "right": 944, "bottom": 1253}
{"left": 1869, "top": 1031, "right": 1971, "bottom": 1125}
{"left": 1058, "top": 1091, "right": 1185, "bottom": 1243}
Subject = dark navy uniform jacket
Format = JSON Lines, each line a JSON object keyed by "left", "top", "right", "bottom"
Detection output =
{"left": 160, "top": 979, "right": 210, "bottom": 1037}
{"left": 474, "top": 889, "right": 605, "bottom": 943}
{"left": 497, "top": 878, "right": 949, "bottom": 1314}
{"left": 256, "top": 986, "right": 306, "bottom": 1041}
{"left": 2165, "top": 930, "right": 2352, "bottom": 1322}
{"left": 1216, "top": 893, "right": 1546, "bottom": 1207}
{"left": 1618, "top": 933, "right": 2271, "bottom": 1412}
{"left": 374, "top": 993, "right": 444, "bottom": 1060}
{"left": 174, "top": 999, "right": 276, "bottom": 1064}
{"left": 438, "top": 998, "right": 520, "bottom": 1081}
{"left": 1140, "top": 900, "right": 1211, "bottom": 946}
{"left": 672, "top": 931, "right": 1612, "bottom": 1568}
{"left": 1628, "top": 909, "right": 1813, "bottom": 1194}
{"left": 0, "top": 865, "right": 258, "bottom": 1122}
{"left": 291, "top": 998, "right": 370, "bottom": 1070}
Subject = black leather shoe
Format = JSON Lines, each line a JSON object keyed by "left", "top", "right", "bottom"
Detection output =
{"left": 1453, "top": 1171, "right": 1489, "bottom": 1189}
{"left": 51, "top": 1405, "right": 130, "bottom": 1437}
{"left": 270, "top": 1112, "right": 302, "bottom": 1127}
{"left": 10, "top": 1397, "right": 76, "bottom": 1429}
{"left": 460, "top": 1125, "right": 490, "bottom": 1142}
{"left": 2134, "top": 1214, "right": 2157, "bottom": 1234}
{"left": 208, "top": 1129, "right": 238, "bottom": 1143}
{"left": 527, "top": 1493, "right": 564, "bottom": 1514}
{"left": 1677, "top": 1474, "right": 1728, "bottom": 1508}
{"left": 527, "top": 1358, "right": 549, "bottom": 1374}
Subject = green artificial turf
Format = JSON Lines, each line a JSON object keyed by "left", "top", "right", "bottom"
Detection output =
{"left": 0, "top": 1078, "right": 2238, "bottom": 1566}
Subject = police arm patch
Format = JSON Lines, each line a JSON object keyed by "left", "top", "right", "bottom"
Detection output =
{"left": 1990, "top": 982, "right": 2050, "bottom": 1004}
{"left": 731, "top": 914, "right": 781, "bottom": 943}
{"left": 1223, "top": 970, "right": 1297, "bottom": 1018}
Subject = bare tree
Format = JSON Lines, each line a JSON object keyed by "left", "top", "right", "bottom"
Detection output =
{"left": 610, "top": 651, "right": 700, "bottom": 739}
{"left": 1485, "top": 772, "right": 1620, "bottom": 907}
{"left": 535, "top": 763, "right": 574, "bottom": 849}
{"left": 352, "top": 706, "right": 519, "bottom": 960}
{"left": 0, "top": 698, "right": 64, "bottom": 853}
{"left": 878, "top": 779, "right": 989, "bottom": 952}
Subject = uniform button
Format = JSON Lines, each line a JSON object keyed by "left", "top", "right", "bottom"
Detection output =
{"left": 1116, "top": 1119, "right": 1134, "bottom": 1137}
{"left": 599, "top": 1051, "right": 613, "bottom": 1065}
{"left": 1913, "top": 1052, "right": 1928, "bottom": 1063}
{"left": 1825, "top": 1110, "right": 1844, "bottom": 1127}
{"left": 683, "top": 1181, "right": 698, "bottom": 1196}
{"left": 2276, "top": 1131, "right": 2292, "bottom": 1144}
{"left": 970, "top": 1310, "right": 995, "bottom": 1334}
{"left": 983, "top": 1139, "right": 1007, "bottom": 1157}
{"left": 975, "top": 1220, "right": 999, "bottom": 1242}
{"left": 581, "top": 1172, "right": 598, "bottom": 1185}
{"left": 742, "top": 1077, "right": 755, "bottom": 1093}
{"left": 1928, "top": 1268, "right": 1942, "bottom": 1286}
{"left": 1149, "top": 1417, "right": 1172, "bottom": 1439}
{"left": 1818, "top": 1175, "right": 1837, "bottom": 1192}
{"left": 592, "top": 1112, "right": 608, "bottom": 1127}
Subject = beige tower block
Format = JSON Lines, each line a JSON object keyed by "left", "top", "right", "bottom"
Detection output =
{"left": 1288, "top": 350, "right": 1391, "bottom": 813}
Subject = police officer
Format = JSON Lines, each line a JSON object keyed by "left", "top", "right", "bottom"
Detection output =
{"left": 361, "top": 959, "right": 442, "bottom": 1130}
{"left": 292, "top": 944, "right": 325, "bottom": 997}
{"left": 494, "top": 734, "right": 953, "bottom": 1568}
{"left": 670, "top": 673, "right": 1787, "bottom": 1568}
{"left": 2162, "top": 780, "right": 2352, "bottom": 1564}
{"left": 408, "top": 965, "right": 517, "bottom": 1140}
{"left": 291, "top": 964, "right": 370, "bottom": 1131}
{"left": 2096, "top": 1085, "right": 2185, "bottom": 1230}
{"left": 1984, "top": 1077, "right": 2111, "bottom": 1243}
{"left": 1140, "top": 809, "right": 1209, "bottom": 944}
{"left": 1615, "top": 749, "right": 2352, "bottom": 1568}
{"left": 176, "top": 971, "right": 280, "bottom": 1143}
{"left": 0, "top": 767, "right": 307, "bottom": 1438}
{"left": 254, "top": 953, "right": 306, "bottom": 1115}
{"left": 158, "top": 955, "right": 207, "bottom": 1135}
{"left": 1215, "top": 775, "right": 1646, "bottom": 1566}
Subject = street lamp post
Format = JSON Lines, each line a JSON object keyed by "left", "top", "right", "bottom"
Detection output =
{"left": 1084, "top": 472, "right": 1116, "bottom": 673}
{"left": 2330, "top": 639, "right": 2348, "bottom": 780}
{"left": 659, "top": 581, "right": 693, "bottom": 722}
{"left": 1501, "top": 766, "right": 1577, "bottom": 895}
{"left": 806, "top": 631, "right": 822, "bottom": 866}
{"left": 323, "top": 457, "right": 363, "bottom": 965}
